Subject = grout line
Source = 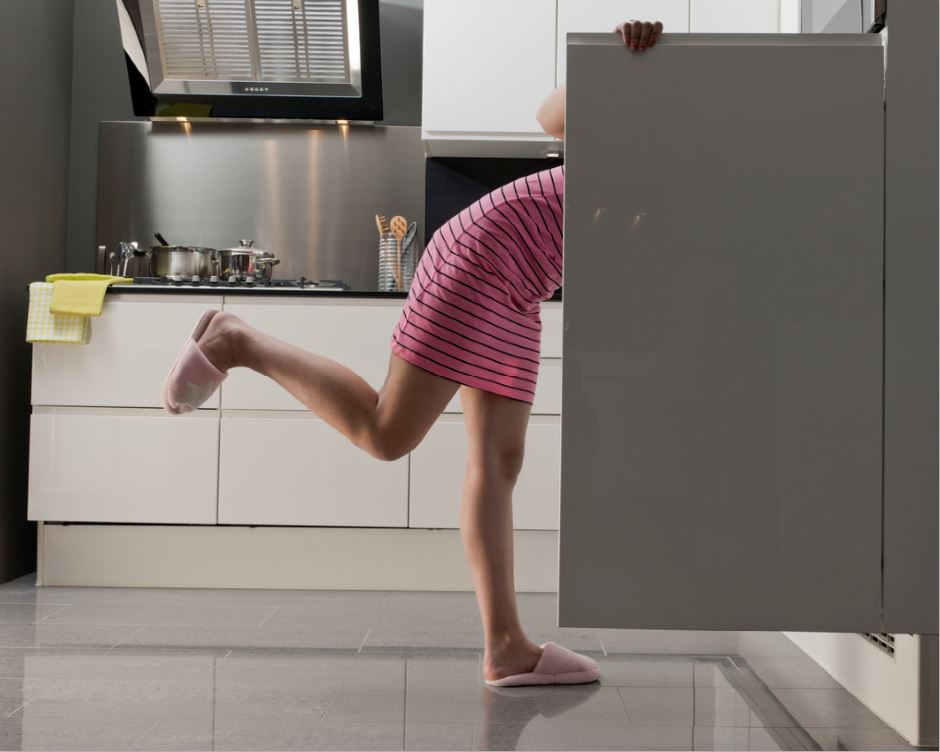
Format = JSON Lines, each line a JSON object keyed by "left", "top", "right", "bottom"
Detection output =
{"left": 358, "top": 627, "right": 372, "bottom": 653}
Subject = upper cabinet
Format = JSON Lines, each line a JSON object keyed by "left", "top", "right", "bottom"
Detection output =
{"left": 423, "top": 0, "right": 782, "bottom": 158}
{"left": 690, "top": 0, "right": 781, "bottom": 33}
{"left": 556, "top": 0, "right": 690, "bottom": 85}
{"left": 422, "top": 0, "right": 558, "bottom": 158}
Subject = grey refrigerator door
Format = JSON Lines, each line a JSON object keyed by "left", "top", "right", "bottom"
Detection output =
{"left": 559, "top": 33, "right": 886, "bottom": 632}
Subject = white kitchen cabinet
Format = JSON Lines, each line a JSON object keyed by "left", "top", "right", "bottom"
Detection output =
{"left": 217, "top": 411, "right": 408, "bottom": 527}
{"left": 220, "top": 298, "right": 404, "bottom": 410}
{"left": 422, "top": 0, "right": 559, "bottom": 157}
{"left": 27, "top": 406, "right": 218, "bottom": 524}
{"left": 409, "top": 414, "right": 561, "bottom": 530}
{"left": 690, "top": 0, "right": 780, "bottom": 33}
{"left": 30, "top": 294, "right": 223, "bottom": 409}
{"left": 556, "top": 0, "right": 690, "bottom": 84}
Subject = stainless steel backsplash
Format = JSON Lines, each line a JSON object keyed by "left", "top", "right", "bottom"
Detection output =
{"left": 96, "top": 121, "right": 426, "bottom": 289}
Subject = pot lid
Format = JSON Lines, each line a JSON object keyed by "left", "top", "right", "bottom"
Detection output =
{"left": 220, "top": 238, "right": 274, "bottom": 256}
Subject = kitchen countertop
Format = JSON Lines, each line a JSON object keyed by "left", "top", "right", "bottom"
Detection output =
{"left": 101, "top": 284, "right": 564, "bottom": 302}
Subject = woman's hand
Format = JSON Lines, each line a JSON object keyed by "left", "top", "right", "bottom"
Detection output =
{"left": 615, "top": 19, "right": 663, "bottom": 51}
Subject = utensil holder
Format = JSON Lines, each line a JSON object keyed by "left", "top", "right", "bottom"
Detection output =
{"left": 378, "top": 232, "right": 418, "bottom": 292}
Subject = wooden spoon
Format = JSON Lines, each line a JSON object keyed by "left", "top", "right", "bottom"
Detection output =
{"left": 374, "top": 214, "right": 386, "bottom": 238}
{"left": 390, "top": 215, "right": 408, "bottom": 291}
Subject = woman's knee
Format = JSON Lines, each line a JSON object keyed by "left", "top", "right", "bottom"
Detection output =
{"left": 466, "top": 445, "right": 526, "bottom": 486}
{"left": 356, "top": 425, "right": 412, "bottom": 462}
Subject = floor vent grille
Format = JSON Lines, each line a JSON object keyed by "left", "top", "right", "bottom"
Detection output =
{"left": 861, "top": 631, "right": 896, "bottom": 656}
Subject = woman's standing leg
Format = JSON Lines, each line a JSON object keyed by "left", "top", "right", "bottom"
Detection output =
{"left": 459, "top": 386, "right": 544, "bottom": 681}
{"left": 196, "top": 311, "right": 458, "bottom": 460}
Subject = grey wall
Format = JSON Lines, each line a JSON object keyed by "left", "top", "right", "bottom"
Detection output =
{"left": 0, "top": 0, "right": 76, "bottom": 585}
{"left": 66, "top": 0, "right": 424, "bottom": 271}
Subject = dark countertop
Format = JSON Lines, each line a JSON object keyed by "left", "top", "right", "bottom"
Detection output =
{"left": 101, "top": 284, "right": 564, "bottom": 302}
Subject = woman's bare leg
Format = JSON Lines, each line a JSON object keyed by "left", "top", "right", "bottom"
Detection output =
{"left": 197, "top": 311, "right": 458, "bottom": 460}
{"left": 459, "top": 386, "right": 544, "bottom": 682}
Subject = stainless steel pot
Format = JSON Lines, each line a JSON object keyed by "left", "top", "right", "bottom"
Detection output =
{"left": 150, "top": 245, "right": 218, "bottom": 278}
{"left": 217, "top": 239, "right": 281, "bottom": 281}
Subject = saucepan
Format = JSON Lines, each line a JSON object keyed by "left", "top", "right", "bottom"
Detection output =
{"left": 217, "top": 239, "right": 281, "bottom": 282}
{"left": 149, "top": 233, "right": 218, "bottom": 277}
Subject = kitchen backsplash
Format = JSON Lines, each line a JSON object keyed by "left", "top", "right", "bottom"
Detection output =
{"left": 96, "top": 120, "right": 426, "bottom": 290}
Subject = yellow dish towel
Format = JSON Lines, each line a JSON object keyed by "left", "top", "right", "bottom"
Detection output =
{"left": 26, "top": 282, "right": 90, "bottom": 344}
{"left": 45, "top": 273, "right": 133, "bottom": 316}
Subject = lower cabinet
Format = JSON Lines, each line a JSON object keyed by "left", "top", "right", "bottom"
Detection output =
{"left": 27, "top": 406, "right": 219, "bottom": 524}
{"left": 217, "top": 411, "right": 409, "bottom": 527}
{"left": 409, "top": 414, "right": 561, "bottom": 530}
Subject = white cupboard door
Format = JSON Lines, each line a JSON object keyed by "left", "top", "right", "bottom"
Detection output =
{"left": 218, "top": 412, "right": 408, "bottom": 527}
{"left": 422, "top": 0, "right": 557, "bottom": 140}
{"left": 221, "top": 299, "right": 404, "bottom": 410}
{"left": 443, "top": 359, "right": 561, "bottom": 415}
{"left": 556, "top": 0, "right": 690, "bottom": 84}
{"left": 30, "top": 295, "right": 223, "bottom": 409}
{"left": 409, "top": 415, "right": 560, "bottom": 530}
{"left": 690, "top": 0, "right": 780, "bottom": 32}
{"left": 27, "top": 407, "right": 218, "bottom": 524}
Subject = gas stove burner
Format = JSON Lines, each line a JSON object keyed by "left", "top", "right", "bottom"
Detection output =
{"left": 130, "top": 275, "right": 350, "bottom": 291}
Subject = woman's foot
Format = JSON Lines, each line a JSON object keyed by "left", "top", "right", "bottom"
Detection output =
{"left": 482, "top": 637, "right": 544, "bottom": 683}
{"left": 196, "top": 310, "right": 246, "bottom": 372}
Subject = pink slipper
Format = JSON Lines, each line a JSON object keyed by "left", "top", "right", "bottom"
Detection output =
{"left": 484, "top": 641, "right": 602, "bottom": 687}
{"left": 162, "top": 309, "right": 228, "bottom": 414}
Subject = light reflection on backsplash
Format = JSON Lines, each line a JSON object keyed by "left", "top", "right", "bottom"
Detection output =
{"left": 95, "top": 121, "right": 426, "bottom": 290}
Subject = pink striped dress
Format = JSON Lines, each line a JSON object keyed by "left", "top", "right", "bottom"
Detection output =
{"left": 390, "top": 164, "right": 564, "bottom": 404}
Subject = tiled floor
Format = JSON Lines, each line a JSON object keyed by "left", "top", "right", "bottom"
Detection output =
{"left": 0, "top": 573, "right": 918, "bottom": 751}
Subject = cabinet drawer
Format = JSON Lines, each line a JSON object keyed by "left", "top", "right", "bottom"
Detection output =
{"left": 30, "top": 295, "right": 223, "bottom": 408}
{"left": 409, "top": 414, "right": 560, "bottom": 530}
{"left": 218, "top": 411, "right": 408, "bottom": 527}
{"left": 27, "top": 407, "right": 218, "bottom": 524}
{"left": 221, "top": 299, "right": 405, "bottom": 410}
{"left": 443, "top": 358, "right": 561, "bottom": 414}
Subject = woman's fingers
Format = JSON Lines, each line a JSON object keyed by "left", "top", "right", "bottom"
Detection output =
{"left": 614, "top": 19, "right": 663, "bottom": 51}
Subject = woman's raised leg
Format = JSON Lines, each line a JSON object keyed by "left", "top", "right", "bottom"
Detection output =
{"left": 196, "top": 310, "right": 458, "bottom": 460}
{"left": 458, "top": 385, "right": 544, "bottom": 682}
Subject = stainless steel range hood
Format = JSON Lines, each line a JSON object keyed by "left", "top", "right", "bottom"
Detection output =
{"left": 118, "top": 0, "right": 383, "bottom": 120}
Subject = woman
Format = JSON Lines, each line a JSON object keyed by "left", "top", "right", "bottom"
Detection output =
{"left": 162, "top": 19, "right": 663, "bottom": 687}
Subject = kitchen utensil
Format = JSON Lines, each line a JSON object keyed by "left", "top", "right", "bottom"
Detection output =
{"left": 377, "top": 214, "right": 390, "bottom": 235}
{"left": 217, "top": 239, "right": 281, "bottom": 282}
{"left": 390, "top": 215, "right": 408, "bottom": 291}
{"left": 149, "top": 244, "right": 217, "bottom": 278}
{"left": 374, "top": 214, "right": 386, "bottom": 238}
{"left": 154, "top": 231, "right": 169, "bottom": 246}
{"left": 402, "top": 221, "right": 417, "bottom": 249}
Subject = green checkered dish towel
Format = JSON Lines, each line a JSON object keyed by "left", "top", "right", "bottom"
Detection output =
{"left": 26, "top": 282, "right": 90, "bottom": 344}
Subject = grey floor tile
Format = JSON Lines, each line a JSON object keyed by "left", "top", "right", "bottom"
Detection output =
{"left": 0, "top": 713, "right": 157, "bottom": 751}
{"left": 118, "top": 623, "right": 368, "bottom": 650}
{"left": 362, "top": 628, "right": 484, "bottom": 650}
{"left": 735, "top": 632, "right": 810, "bottom": 659}
{"left": 7, "top": 676, "right": 214, "bottom": 720}
{"left": 125, "top": 716, "right": 213, "bottom": 751}
{"left": 772, "top": 688, "right": 892, "bottom": 729}
{"left": 596, "top": 629, "right": 740, "bottom": 655}
{"left": 802, "top": 725, "right": 919, "bottom": 750}
{"left": 690, "top": 687, "right": 767, "bottom": 728}
{"left": 38, "top": 602, "right": 277, "bottom": 628}
{"left": 481, "top": 684, "right": 624, "bottom": 725}
{"left": 596, "top": 655, "right": 695, "bottom": 687}
{"left": 0, "top": 605, "right": 72, "bottom": 625}
{"left": 743, "top": 656, "right": 844, "bottom": 689}
{"left": 404, "top": 722, "right": 474, "bottom": 751}
{"left": 617, "top": 686, "right": 695, "bottom": 726}
{"left": 692, "top": 725, "right": 794, "bottom": 750}
{"left": 0, "top": 624, "right": 143, "bottom": 649}
{"left": 474, "top": 720, "right": 695, "bottom": 751}
{"left": 208, "top": 718, "right": 404, "bottom": 751}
